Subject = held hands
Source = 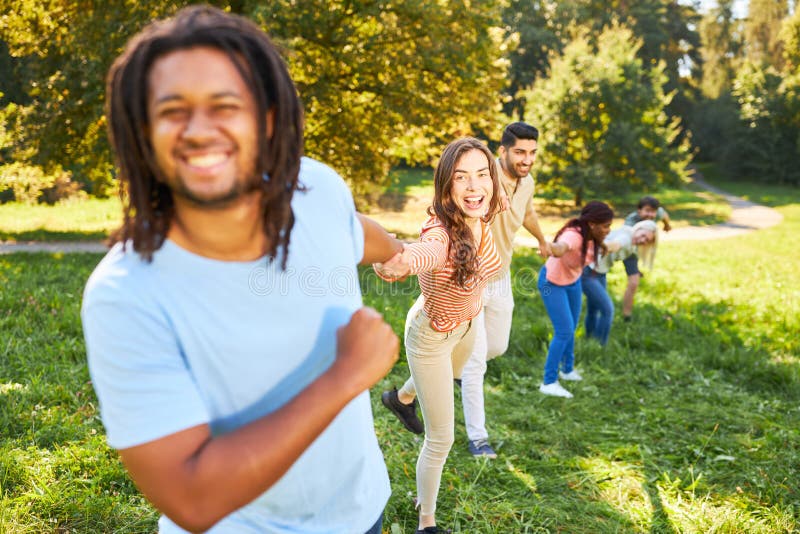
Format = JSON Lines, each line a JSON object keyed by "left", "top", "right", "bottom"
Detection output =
{"left": 373, "top": 245, "right": 412, "bottom": 281}
{"left": 662, "top": 220, "right": 672, "bottom": 232}
{"left": 334, "top": 307, "right": 399, "bottom": 393}
{"left": 498, "top": 190, "right": 510, "bottom": 213}
{"left": 537, "top": 239, "right": 553, "bottom": 259}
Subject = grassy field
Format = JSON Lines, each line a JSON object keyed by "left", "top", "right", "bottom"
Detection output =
{"left": 367, "top": 167, "right": 732, "bottom": 241}
{"left": 0, "top": 167, "right": 730, "bottom": 243}
{"left": 0, "top": 198, "right": 122, "bottom": 242}
{"left": 1, "top": 175, "right": 797, "bottom": 532}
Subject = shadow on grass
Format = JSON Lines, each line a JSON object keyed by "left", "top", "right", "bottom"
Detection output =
{"left": 368, "top": 250, "right": 797, "bottom": 531}
{"left": 0, "top": 228, "right": 108, "bottom": 242}
{"left": 2, "top": 250, "right": 796, "bottom": 532}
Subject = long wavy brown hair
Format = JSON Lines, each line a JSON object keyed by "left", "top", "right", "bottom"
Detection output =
{"left": 428, "top": 137, "right": 500, "bottom": 288}
{"left": 105, "top": 5, "right": 303, "bottom": 266}
{"left": 554, "top": 201, "right": 614, "bottom": 261}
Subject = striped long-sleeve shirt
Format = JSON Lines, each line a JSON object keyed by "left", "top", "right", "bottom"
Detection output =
{"left": 406, "top": 216, "right": 502, "bottom": 332}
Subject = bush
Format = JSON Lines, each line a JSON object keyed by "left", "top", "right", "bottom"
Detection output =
{"left": 0, "top": 163, "right": 85, "bottom": 204}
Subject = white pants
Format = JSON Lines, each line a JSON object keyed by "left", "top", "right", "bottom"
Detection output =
{"left": 461, "top": 271, "right": 514, "bottom": 441}
{"left": 399, "top": 297, "right": 476, "bottom": 516}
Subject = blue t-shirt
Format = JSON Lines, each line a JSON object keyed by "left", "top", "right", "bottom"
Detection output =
{"left": 82, "top": 158, "right": 390, "bottom": 533}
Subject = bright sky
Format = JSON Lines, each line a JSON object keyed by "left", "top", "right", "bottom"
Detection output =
{"left": 697, "top": 0, "right": 749, "bottom": 18}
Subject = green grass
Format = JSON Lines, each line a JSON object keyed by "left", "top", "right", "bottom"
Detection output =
{"left": 1, "top": 177, "right": 798, "bottom": 532}
{"left": 0, "top": 198, "right": 122, "bottom": 242}
{"left": 0, "top": 168, "right": 730, "bottom": 243}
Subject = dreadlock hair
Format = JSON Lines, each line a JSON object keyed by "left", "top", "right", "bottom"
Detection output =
{"left": 428, "top": 137, "right": 500, "bottom": 288}
{"left": 105, "top": 5, "right": 303, "bottom": 266}
{"left": 553, "top": 200, "right": 614, "bottom": 262}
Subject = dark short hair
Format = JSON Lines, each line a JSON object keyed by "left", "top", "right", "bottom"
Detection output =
{"left": 637, "top": 196, "right": 661, "bottom": 210}
{"left": 500, "top": 122, "right": 539, "bottom": 148}
{"left": 106, "top": 5, "right": 304, "bottom": 265}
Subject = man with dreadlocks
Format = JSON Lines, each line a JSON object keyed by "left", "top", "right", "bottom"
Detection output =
{"left": 81, "top": 6, "right": 402, "bottom": 533}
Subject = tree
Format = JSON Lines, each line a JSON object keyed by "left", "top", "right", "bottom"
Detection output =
{"left": 523, "top": 23, "right": 690, "bottom": 206}
{"left": 698, "top": 0, "right": 744, "bottom": 98}
{"left": 744, "top": 0, "right": 790, "bottom": 70}
{"left": 1, "top": 0, "right": 509, "bottom": 202}
{"left": 724, "top": 61, "right": 800, "bottom": 185}
{"left": 250, "top": 0, "right": 508, "bottom": 200}
{"left": 779, "top": 2, "right": 800, "bottom": 71}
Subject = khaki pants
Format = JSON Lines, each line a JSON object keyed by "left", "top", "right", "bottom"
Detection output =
{"left": 399, "top": 297, "right": 475, "bottom": 516}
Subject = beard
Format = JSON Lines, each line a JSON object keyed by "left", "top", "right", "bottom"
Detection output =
{"left": 169, "top": 173, "right": 261, "bottom": 209}
{"left": 501, "top": 156, "right": 528, "bottom": 180}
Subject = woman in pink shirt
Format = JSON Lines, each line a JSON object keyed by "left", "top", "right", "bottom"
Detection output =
{"left": 537, "top": 201, "right": 613, "bottom": 398}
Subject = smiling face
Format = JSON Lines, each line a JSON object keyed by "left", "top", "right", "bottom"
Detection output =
{"left": 588, "top": 220, "right": 612, "bottom": 242}
{"left": 146, "top": 46, "right": 264, "bottom": 207}
{"left": 637, "top": 205, "right": 658, "bottom": 220}
{"left": 632, "top": 228, "right": 655, "bottom": 245}
{"left": 498, "top": 138, "right": 537, "bottom": 180}
{"left": 449, "top": 149, "right": 494, "bottom": 221}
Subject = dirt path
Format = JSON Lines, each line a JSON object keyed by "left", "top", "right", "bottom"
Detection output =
{"left": 659, "top": 176, "right": 783, "bottom": 242}
{"left": 0, "top": 177, "right": 785, "bottom": 254}
{"left": 515, "top": 173, "right": 783, "bottom": 248}
{"left": 0, "top": 240, "right": 108, "bottom": 254}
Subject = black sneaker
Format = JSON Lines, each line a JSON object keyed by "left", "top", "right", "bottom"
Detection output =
{"left": 454, "top": 378, "right": 462, "bottom": 388}
{"left": 415, "top": 527, "right": 451, "bottom": 534}
{"left": 381, "top": 388, "right": 424, "bottom": 434}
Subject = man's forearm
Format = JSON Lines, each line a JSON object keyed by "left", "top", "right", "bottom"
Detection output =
{"left": 357, "top": 213, "right": 403, "bottom": 264}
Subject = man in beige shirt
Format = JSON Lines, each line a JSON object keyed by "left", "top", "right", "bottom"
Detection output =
{"left": 461, "top": 122, "right": 551, "bottom": 457}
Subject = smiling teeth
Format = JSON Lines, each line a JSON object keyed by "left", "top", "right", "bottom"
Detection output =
{"left": 187, "top": 153, "right": 227, "bottom": 168}
{"left": 465, "top": 196, "right": 483, "bottom": 202}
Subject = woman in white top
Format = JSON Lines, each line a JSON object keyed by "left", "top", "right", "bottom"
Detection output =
{"left": 582, "top": 220, "right": 658, "bottom": 345}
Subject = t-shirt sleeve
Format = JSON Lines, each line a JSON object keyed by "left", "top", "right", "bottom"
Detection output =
{"left": 316, "top": 159, "right": 364, "bottom": 263}
{"left": 556, "top": 228, "right": 582, "bottom": 251}
{"left": 82, "top": 281, "right": 210, "bottom": 450}
{"left": 407, "top": 226, "right": 449, "bottom": 273}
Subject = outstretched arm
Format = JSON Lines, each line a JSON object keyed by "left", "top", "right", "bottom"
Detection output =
{"left": 658, "top": 207, "right": 672, "bottom": 232}
{"left": 522, "top": 204, "right": 552, "bottom": 258}
{"left": 357, "top": 213, "right": 404, "bottom": 264}
{"left": 118, "top": 308, "right": 398, "bottom": 533}
{"left": 549, "top": 241, "right": 570, "bottom": 257}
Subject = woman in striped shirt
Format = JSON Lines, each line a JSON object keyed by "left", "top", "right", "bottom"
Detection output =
{"left": 375, "top": 137, "right": 502, "bottom": 534}
{"left": 537, "top": 201, "right": 614, "bottom": 399}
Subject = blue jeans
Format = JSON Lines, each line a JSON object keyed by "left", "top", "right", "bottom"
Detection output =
{"left": 538, "top": 266, "right": 582, "bottom": 385}
{"left": 364, "top": 512, "right": 383, "bottom": 534}
{"left": 581, "top": 266, "right": 613, "bottom": 346}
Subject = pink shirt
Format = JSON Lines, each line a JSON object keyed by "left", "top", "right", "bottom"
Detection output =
{"left": 544, "top": 227, "right": 595, "bottom": 285}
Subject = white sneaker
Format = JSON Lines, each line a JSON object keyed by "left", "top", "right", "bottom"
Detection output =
{"left": 539, "top": 381, "right": 573, "bottom": 398}
{"left": 559, "top": 369, "right": 583, "bottom": 381}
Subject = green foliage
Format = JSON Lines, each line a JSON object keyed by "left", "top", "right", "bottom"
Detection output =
{"left": 743, "top": 0, "right": 789, "bottom": 70}
{"left": 1, "top": 0, "right": 508, "bottom": 204}
{"left": 523, "top": 24, "right": 690, "bottom": 205}
{"left": 780, "top": 6, "right": 800, "bottom": 71}
{"left": 0, "top": 162, "right": 54, "bottom": 204}
{"left": 0, "top": 1, "right": 180, "bottom": 195}
{"left": 251, "top": 0, "right": 508, "bottom": 200}
{"left": 726, "top": 62, "right": 800, "bottom": 185}
{"left": 502, "top": 0, "right": 702, "bottom": 125}
{"left": 698, "top": 0, "right": 744, "bottom": 98}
